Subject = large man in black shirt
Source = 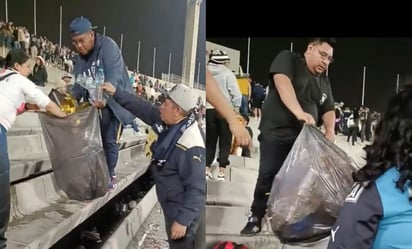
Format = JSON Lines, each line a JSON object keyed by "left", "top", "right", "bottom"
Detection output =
{"left": 241, "top": 38, "right": 337, "bottom": 235}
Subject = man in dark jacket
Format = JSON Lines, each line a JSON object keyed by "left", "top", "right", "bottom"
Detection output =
{"left": 29, "top": 56, "right": 47, "bottom": 86}
{"left": 102, "top": 82, "right": 205, "bottom": 249}
{"left": 69, "top": 16, "right": 136, "bottom": 188}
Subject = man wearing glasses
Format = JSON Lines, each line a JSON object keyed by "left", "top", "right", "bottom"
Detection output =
{"left": 241, "top": 37, "right": 337, "bottom": 235}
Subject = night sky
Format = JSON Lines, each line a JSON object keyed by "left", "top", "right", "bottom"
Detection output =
{"left": 0, "top": 0, "right": 206, "bottom": 84}
{"left": 206, "top": 37, "right": 412, "bottom": 113}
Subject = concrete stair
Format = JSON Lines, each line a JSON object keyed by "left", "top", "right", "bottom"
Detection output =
{"left": 205, "top": 154, "right": 331, "bottom": 249}
{"left": 6, "top": 140, "right": 150, "bottom": 249}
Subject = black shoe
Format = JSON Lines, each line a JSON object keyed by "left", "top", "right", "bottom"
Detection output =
{"left": 240, "top": 216, "right": 261, "bottom": 236}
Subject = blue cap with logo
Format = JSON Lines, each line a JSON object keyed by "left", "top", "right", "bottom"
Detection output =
{"left": 69, "top": 16, "right": 97, "bottom": 36}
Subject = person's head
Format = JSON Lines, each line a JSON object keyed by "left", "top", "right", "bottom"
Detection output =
{"left": 353, "top": 82, "right": 412, "bottom": 198}
{"left": 304, "top": 37, "right": 336, "bottom": 75}
{"left": 5, "top": 48, "right": 31, "bottom": 77}
{"left": 61, "top": 73, "right": 72, "bottom": 85}
{"left": 36, "top": 56, "right": 45, "bottom": 66}
{"left": 69, "top": 16, "right": 96, "bottom": 55}
{"left": 208, "top": 49, "right": 230, "bottom": 65}
{"left": 159, "top": 84, "right": 196, "bottom": 125}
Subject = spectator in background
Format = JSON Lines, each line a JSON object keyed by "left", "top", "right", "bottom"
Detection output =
{"left": 206, "top": 50, "right": 242, "bottom": 181}
{"left": 240, "top": 113, "right": 253, "bottom": 158}
{"left": 29, "top": 56, "right": 48, "bottom": 86}
{"left": 347, "top": 108, "right": 359, "bottom": 146}
{"left": 56, "top": 73, "right": 73, "bottom": 95}
{"left": 206, "top": 68, "right": 251, "bottom": 148}
{"left": 251, "top": 82, "right": 266, "bottom": 121}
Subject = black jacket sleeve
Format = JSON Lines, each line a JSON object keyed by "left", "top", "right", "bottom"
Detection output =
{"left": 112, "top": 88, "right": 161, "bottom": 126}
{"left": 327, "top": 183, "right": 383, "bottom": 249}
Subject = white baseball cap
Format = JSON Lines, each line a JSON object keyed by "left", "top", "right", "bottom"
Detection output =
{"left": 159, "top": 84, "right": 196, "bottom": 113}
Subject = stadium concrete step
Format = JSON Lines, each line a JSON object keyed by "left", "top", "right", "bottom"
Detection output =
{"left": 6, "top": 143, "right": 149, "bottom": 249}
{"left": 7, "top": 126, "right": 146, "bottom": 183}
{"left": 207, "top": 181, "right": 254, "bottom": 207}
{"left": 205, "top": 205, "right": 330, "bottom": 249}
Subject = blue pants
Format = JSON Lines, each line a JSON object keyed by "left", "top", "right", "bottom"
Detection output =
{"left": 240, "top": 95, "right": 249, "bottom": 116}
{"left": 100, "top": 107, "right": 121, "bottom": 177}
{"left": 0, "top": 125, "right": 10, "bottom": 249}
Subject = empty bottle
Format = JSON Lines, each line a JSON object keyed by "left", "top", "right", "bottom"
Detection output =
{"left": 95, "top": 68, "right": 105, "bottom": 101}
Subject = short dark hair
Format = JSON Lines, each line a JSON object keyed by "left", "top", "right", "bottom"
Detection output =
{"left": 0, "top": 57, "right": 5, "bottom": 69}
{"left": 353, "top": 81, "right": 412, "bottom": 200}
{"left": 5, "top": 48, "right": 30, "bottom": 69}
{"left": 308, "top": 37, "right": 336, "bottom": 49}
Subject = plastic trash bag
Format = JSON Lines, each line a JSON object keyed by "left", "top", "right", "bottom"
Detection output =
{"left": 39, "top": 107, "right": 110, "bottom": 201}
{"left": 267, "top": 125, "right": 358, "bottom": 244}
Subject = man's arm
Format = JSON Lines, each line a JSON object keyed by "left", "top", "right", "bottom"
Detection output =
{"left": 321, "top": 81, "right": 336, "bottom": 141}
{"left": 206, "top": 69, "right": 251, "bottom": 147}
{"left": 101, "top": 38, "right": 124, "bottom": 88}
{"left": 112, "top": 87, "right": 161, "bottom": 126}
{"left": 274, "top": 74, "right": 315, "bottom": 124}
{"left": 322, "top": 110, "right": 335, "bottom": 133}
{"left": 174, "top": 146, "right": 206, "bottom": 227}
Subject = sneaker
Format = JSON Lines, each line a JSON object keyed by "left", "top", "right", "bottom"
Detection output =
{"left": 206, "top": 172, "right": 213, "bottom": 181}
{"left": 217, "top": 172, "right": 225, "bottom": 181}
{"left": 240, "top": 216, "right": 262, "bottom": 236}
{"left": 110, "top": 171, "right": 117, "bottom": 179}
{"left": 108, "top": 178, "right": 116, "bottom": 191}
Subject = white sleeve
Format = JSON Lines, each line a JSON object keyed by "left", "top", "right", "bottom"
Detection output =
{"left": 14, "top": 74, "right": 51, "bottom": 108}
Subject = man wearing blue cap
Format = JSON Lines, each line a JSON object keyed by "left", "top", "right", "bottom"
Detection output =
{"left": 69, "top": 16, "right": 136, "bottom": 189}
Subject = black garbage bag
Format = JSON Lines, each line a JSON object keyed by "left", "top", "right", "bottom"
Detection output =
{"left": 39, "top": 107, "right": 110, "bottom": 201}
{"left": 267, "top": 125, "right": 358, "bottom": 244}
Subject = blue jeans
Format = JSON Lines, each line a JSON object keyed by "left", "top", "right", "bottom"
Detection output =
{"left": 0, "top": 125, "right": 10, "bottom": 249}
{"left": 240, "top": 95, "right": 249, "bottom": 116}
{"left": 100, "top": 107, "right": 121, "bottom": 177}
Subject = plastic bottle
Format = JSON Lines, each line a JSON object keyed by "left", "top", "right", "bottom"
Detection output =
{"left": 95, "top": 68, "right": 104, "bottom": 101}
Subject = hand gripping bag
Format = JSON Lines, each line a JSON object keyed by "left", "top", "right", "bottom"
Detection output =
{"left": 39, "top": 107, "right": 110, "bottom": 201}
{"left": 267, "top": 125, "right": 358, "bottom": 244}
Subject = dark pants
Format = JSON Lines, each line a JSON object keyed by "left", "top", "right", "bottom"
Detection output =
{"left": 164, "top": 209, "right": 204, "bottom": 249}
{"left": 205, "top": 109, "right": 232, "bottom": 167}
{"left": 0, "top": 125, "right": 10, "bottom": 249}
{"left": 240, "top": 95, "right": 249, "bottom": 116}
{"left": 251, "top": 136, "right": 294, "bottom": 219}
{"left": 100, "top": 107, "right": 121, "bottom": 176}
{"left": 347, "top": 126, "right": 358, "bottom": 146}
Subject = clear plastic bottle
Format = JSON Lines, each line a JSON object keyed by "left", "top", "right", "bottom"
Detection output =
{"left": 95, "top": 68, "right": 104, "bottom": 101}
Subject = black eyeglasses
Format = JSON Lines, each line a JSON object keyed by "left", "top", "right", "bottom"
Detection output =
{"left": 315, "top": 47, "right": 334, "bottom": 63}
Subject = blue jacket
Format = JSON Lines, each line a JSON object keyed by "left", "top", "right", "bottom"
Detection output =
{"left": 112, "top": 89, "right": 206, "bottom": 227}
{"left": 71, "top": 34, "right": 135, "bottom": 125}
{"left": 327, "top": 167, "right": 412, "bottom": 249}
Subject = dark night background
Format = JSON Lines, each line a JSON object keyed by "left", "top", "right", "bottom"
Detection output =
{"left": 0, "top": 0, "right": 206, "bottom": 85}
{"left": 207, "top": 37, "right": 412, "bottom": 113}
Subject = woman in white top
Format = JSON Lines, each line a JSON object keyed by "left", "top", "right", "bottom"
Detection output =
{"left": 0, "top": 48, "right": 66, "bottom": 249}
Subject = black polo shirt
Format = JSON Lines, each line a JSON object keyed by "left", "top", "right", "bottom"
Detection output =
{"left": 259, "top": 50, "right": 335, "bottom": 141}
